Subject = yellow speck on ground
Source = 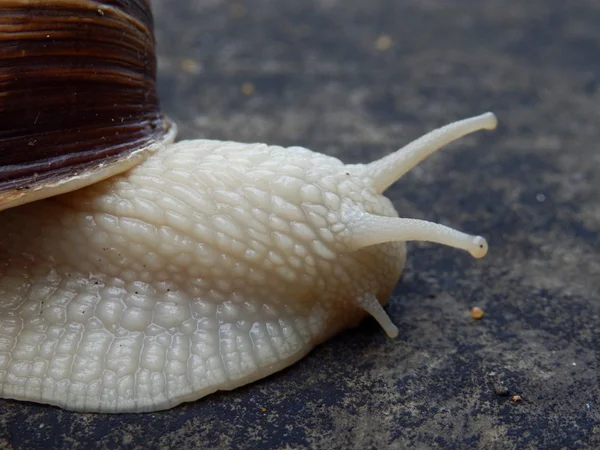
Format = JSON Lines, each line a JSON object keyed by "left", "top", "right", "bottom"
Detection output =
{"left": 180, "top": 58, "right": 201, "bottom": 74}
{"left": 260, "top": 407, "right": 267, "bottom": 412}
{"left": 241, "top": 82, "right": 255, "bottom": 96}
{"left": 512, "top": 395, "right": 523, "bottom": 402}
{"left": 471, "top": 306, "right": 484, "bottom": 320}
{"left": 375, "top": 34, "right": 393, "bottom": 51}
{"left": 229, "top": 3, "right": 246, "bottom": 18}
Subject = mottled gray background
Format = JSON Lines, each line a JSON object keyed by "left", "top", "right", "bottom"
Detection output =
{"left": 2, "top": 0, "right": 599, "bottom": 448}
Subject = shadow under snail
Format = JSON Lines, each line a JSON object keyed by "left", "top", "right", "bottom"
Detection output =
{"left": 0, "top": 0, "right": 497, "bottom": 413}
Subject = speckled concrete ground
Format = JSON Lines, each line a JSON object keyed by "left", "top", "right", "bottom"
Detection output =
{"left": 1, "top": 0, "right": 599, "bottom": 448}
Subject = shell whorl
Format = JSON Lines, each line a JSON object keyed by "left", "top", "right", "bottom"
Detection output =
{"left": 0, "top": 0, "right": 175, "bottom": 210}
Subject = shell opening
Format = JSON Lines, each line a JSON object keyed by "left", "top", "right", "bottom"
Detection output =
{"left": 367, "top": 112, "right": 498, "bottom": 193}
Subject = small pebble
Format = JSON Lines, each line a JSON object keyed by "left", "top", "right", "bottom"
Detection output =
{"left": 512, "top": 395, "right": 523, "bottom": 402}
{"left": 471, "top": 306, "right": 484, "bottom": 320}
{"left": 229, "top": 3, "right": 246, "bottom": 18}
{"left": 375, "top": 35, "right": 393, "bottom": 51}
{"left": 180, "top": 58, "right": 201, "bottom": 74}
{"left": 241, "top": 82, "right": 255, "bottom": 96}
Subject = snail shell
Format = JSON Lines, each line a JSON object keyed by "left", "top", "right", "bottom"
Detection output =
{"left": 0, "top": 1, "right": 496, "bottom": 412}
{"left": 0, "top": 0, "right": 175, "bottom": 210}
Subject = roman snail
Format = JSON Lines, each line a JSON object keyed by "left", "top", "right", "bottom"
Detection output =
{"left": 0, "top": 0, "right": 497, "bottom": 413}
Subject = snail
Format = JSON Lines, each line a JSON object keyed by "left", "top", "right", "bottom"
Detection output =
{"left": 0, "top": 0, "right": 497, "bottom": 413}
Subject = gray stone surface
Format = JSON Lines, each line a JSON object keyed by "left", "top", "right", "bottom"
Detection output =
{"left": 1, "top": 0, "right": 599, "bottom": 448}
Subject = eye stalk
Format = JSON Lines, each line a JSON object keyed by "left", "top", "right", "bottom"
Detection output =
{"left": 470, "top": 236, "right": 488, "bottom": 259}
{"left": 340, "top": 112, "right": 496, "bottom": 260}
{"left": 341, "top": 113, "right": 496, "bottom": 337}
{"left": 344, "top": 213, "right": 488, "bottom": 259}
{"left": 366, "top": 112, "right": 498, "bottom": 193}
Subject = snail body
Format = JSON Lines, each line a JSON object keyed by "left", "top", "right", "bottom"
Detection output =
{"left": 0, "top": 1, "right": 496, "bottom": 413}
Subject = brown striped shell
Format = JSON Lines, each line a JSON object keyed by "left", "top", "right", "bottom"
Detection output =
{"left": 0, "top": 0, "right": 176, "bottom": 211}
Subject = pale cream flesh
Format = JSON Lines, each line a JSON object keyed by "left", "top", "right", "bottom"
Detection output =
{"left": 0, "top": 113, "right": 496, "bottom": 412}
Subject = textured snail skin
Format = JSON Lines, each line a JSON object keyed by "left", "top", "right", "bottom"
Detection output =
{"left": 0, "top": 113, "right": 496, "bottom": 412}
